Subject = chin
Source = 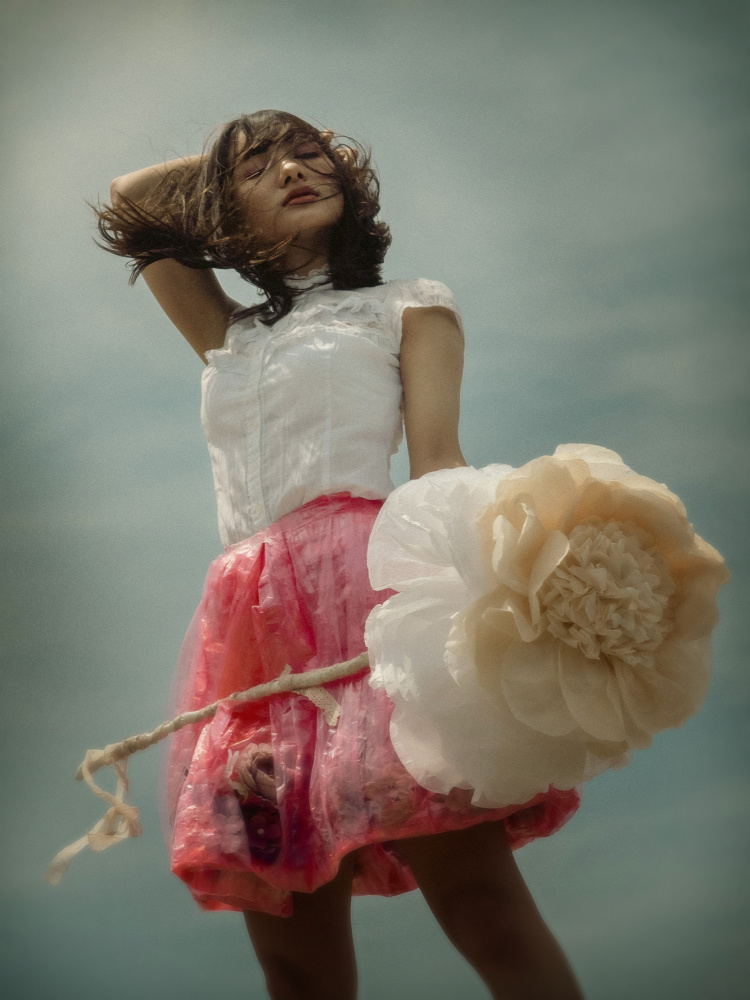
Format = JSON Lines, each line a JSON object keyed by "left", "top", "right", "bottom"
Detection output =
{"left": 287, "top": 206, "right": 343, "bottom": 242}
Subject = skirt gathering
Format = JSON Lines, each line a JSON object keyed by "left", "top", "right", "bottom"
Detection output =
{"left": 164, "top": 492, "right": 581, "bottom": 917}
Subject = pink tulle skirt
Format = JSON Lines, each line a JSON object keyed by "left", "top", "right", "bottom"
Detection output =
{"left": 165, "top": 493, "right": 580, "bottom": 916}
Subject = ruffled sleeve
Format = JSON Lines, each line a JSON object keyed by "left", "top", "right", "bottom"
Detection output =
{"left": 384, "top": 279, "right": 464, "bottom": 348}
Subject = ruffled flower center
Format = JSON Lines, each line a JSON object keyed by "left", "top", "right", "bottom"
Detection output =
{"left": 539, "top": 519, "right": 675, "bottom": 668}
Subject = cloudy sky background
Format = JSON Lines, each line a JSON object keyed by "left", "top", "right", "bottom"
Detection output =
{"left": 1, "top": 0, "right": 748, "bottom": 997}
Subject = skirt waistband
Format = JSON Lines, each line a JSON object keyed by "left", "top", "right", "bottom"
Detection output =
{"left": 225, "top": 492, "right": 385, "bottom": 553}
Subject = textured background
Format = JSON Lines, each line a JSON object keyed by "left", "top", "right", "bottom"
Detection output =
{"left": 1, "top": 0, "right": 748, "bottom": 997}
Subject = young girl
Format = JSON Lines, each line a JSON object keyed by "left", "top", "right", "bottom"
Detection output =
{"left": 98, "top": 109, "right": 584, "bottom": 1000}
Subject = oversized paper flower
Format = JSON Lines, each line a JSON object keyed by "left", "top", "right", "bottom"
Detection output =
{"left": 365, "top": 445, "right": 730, "bottom": 808}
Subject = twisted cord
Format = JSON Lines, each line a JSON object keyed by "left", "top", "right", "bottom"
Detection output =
{"left": 75, "top": 652, "right": 369, "bottom": 779}
{"left": 46, "top": 652, "right": 370, "bottom": 885}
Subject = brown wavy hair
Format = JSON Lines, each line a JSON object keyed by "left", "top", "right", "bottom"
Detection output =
{"left": 94, "top": 110, "right": 392, "bottom": 325}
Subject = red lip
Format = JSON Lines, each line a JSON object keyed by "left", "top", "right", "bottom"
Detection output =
{"left": 283, "top": 186, "right": 319, "bottom": 206}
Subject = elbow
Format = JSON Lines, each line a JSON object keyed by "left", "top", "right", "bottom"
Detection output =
{"left": 109, "top": 177, "right": 125, "bottom": 205}
{"left": 109, "top": 174, "right": 141, "bottom": 205}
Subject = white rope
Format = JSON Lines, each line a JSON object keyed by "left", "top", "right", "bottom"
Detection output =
{"left": 45, "top": 652, "right": 370, "bottom": 885}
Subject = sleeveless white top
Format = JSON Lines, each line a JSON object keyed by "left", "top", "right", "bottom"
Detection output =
{"left": 201, "top": 273, "right": 463, "bottom": 545}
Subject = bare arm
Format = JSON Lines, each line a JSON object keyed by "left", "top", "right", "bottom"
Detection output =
{"left": 110, "top": 158, "right": 241, "bottom": 363}
{"left": 400, "top": 305, "right": 468, "bottom": 480}
{"left": 110, "top": 155, "right": 203, "bottom": 203}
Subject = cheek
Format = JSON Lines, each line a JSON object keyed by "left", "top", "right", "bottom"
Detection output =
{"left": 243, "top": 189, "right": 275, "bottom": 217}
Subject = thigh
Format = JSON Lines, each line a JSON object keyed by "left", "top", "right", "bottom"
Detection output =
{"left": 243, "top": 853, "right": 357, "bottom": 1000}
{"left": 393, "top": 820, "right": 535, "bottom": 913}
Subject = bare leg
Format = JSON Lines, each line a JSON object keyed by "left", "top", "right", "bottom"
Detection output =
{"left": 395, "top": 821, "right": 584, "bottom": 1000}
{"left": 243, "top": 853, "right": 357, "bottom": 1000}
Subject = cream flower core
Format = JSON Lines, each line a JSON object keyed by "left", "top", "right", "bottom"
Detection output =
{"left": 539, "top": 519, "right": 676, "bottom": 669}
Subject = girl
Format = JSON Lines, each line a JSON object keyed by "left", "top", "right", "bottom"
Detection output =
{"left": 98, "top": 109, "right": 584, "bottom": 1000}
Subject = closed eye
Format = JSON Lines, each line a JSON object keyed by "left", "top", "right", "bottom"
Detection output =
{"left": 241, "top": 143, "right": 324, "bottom": 179}
{"left": 293, "top": 142, "right": 325, "bottom": 162}
{"left": 243, "top": 158, "right": 268, "bottom": 179}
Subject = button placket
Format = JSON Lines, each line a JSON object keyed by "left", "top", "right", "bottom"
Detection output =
{"left": 245, "top": 337, "right": 270, "bottom": 531}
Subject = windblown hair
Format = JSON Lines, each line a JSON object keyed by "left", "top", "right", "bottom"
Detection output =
{"left": 94, "top": 110, "right": 391, "bottom": 325}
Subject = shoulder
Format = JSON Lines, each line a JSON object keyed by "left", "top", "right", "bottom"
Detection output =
{"left": 380, "top": 277, "right": 457, "bottom": 306}
{"left": 376, "top": 278, "right": 464, "bottom": 345}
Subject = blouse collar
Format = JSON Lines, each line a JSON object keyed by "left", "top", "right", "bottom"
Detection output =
{"left": 283, "top": 267, "right": 332, "bottom": 292}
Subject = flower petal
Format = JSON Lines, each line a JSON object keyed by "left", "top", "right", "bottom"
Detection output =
{"left": 494, "top": 456, "right": 580, "bottom": 531}
{"left": 367, "top": 465, "right": 504, "bottom": 591}
{"left": 471, "top": 603, "right": 522, "bottom": 669}
{"left": 498, "top": 636, "right": 579, "bottom": 736}
{"left": 488, "top": 515, "right": 524, "bottom": 591}
{"left": 553, "top": 443, "right": 631, "bottom": 475}
{"left": 503, "top": 593, "right": 544, "bottom": 642}
{"left": 528, "top": 530, "right": 570, "bottom": 623}
{"left": 509, "top": 503, "right": 548, "bottom": 579}
{"left": 366, "top": 580, "right": 467, "bottom": 701}
{"left": 669, "top": 545, "right": 731, "bottom": 641}
{"left": 557, "top": 645, "right": 627, "bottom": 742}
{"left": 607, "top": 487, "right": 692, "bottom": 557}
{"left": 614, "top": 648, "right": 703, "bottom": 737}
{"left": 654, "top": 637, "right": 712, "bottom": 717}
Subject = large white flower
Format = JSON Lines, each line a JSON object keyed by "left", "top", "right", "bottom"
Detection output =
{"left": 365, "top": 445, "right": 730, "bottom": 807}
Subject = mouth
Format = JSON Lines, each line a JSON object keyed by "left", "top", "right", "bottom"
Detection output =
{"left": 283, "top": 186, "right": 320, "bottom": 207}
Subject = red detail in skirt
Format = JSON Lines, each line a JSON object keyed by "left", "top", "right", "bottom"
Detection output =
{"left": 164, "top": 493, "right": 580, "bottom": 916}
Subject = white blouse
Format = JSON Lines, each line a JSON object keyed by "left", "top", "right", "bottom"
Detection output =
{"left": 201, "top": 273, "right": 464, "bottom": 546}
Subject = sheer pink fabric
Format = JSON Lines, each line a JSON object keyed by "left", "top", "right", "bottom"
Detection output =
{"left": 164, "top": 493, "right": 580, "bottom": 916}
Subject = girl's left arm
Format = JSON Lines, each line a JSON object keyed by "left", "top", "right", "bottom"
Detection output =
{"left": 400, "top": 306, "right": 468, "bottom": 480}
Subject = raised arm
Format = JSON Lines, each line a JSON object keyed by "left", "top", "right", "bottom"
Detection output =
{"left": 400, "top": 305, "right": 468, "bottom": 480}
{"left": 109, "top": 158, "right": 242, "bottom": 363}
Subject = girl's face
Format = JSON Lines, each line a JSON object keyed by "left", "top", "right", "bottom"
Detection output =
{"left": 233, "top": 132, "right": 344, "bottom": 270}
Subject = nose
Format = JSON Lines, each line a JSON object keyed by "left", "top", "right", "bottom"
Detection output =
{"left": 279, "top": 154, "right": 307, "bottom": 186}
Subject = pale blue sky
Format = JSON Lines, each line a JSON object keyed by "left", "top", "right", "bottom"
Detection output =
{"left": 1, "top": 1, "right": 748, "bottom": 998}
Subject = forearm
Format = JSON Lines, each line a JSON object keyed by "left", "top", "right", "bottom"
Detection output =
{"left": 97, "top": 154, "right": 208, "bottom": 276}
{"left": 110, "top": 154, "right": 203, "bottom": 204}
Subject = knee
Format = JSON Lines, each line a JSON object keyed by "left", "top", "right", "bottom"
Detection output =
{"left": 260, "top": 952, "right": 308, "bottom": 1000}
{"left": 259, "top": 949, "right": 357, "bottom": 1000}
{"left": 259, "top": 952, "right": 302, "bottom": 1000}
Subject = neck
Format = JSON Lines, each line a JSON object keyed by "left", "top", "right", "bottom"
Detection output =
{"left": 282, "top": 233, "right": 330, "bottom": 277}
